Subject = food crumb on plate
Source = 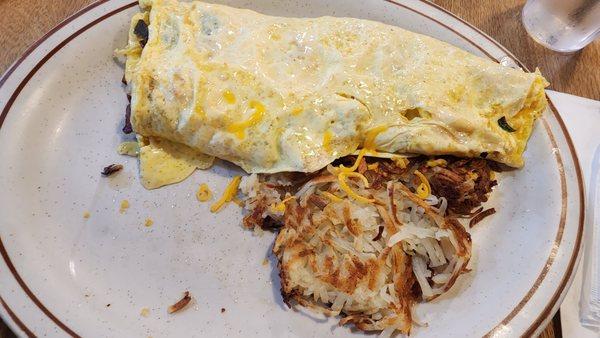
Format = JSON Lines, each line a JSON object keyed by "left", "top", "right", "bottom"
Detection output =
{"left": 167, "top": 291, "right": 192, "bottom": 314}
{"left": 140, "top": 307, "right": 150, "bottom": 317}
{"left": 221, "top": 308, "right": 226, "bottom": 313}
{"left": 144, "top": 218, "right": 153, "bottom": 227}
{"left": 117, "top": 141, "right": 140, "bottom": 156}
{"left": 101, "top": 164, "right": 123, "bottom": 176}
{"left": 262, "top": 258, "right": 269, "bottom": 266}
{"left": 119, "top": 199, "right": 130, "bottom": 213}
{"left": 83, "top": 211, "right": 90, "bottom": 219}
{"left": 196, "top": 183, "right": 212, "bottom": 202}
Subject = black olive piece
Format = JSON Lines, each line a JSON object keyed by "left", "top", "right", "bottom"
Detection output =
{"left": 122, "top": 103, "right": 133, "bottom": 134}
{"left": 497, "top": 116, "right": 516, "bottom": 132}
{"left": 134, "top": 19, "right": 149, "bottom": 48}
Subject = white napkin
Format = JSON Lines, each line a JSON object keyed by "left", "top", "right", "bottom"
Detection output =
{"left": 581, "top": 144, "right": 600, "bottom": 328}
{"left": 548, "top": 90, "right": 600, "bottom": 337}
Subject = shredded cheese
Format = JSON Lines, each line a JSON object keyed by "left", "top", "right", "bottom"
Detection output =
{"left": 363, "top": 125, "right": 388, "bottom": 150}
{"left": 144, "top": 218, "right": 154, "bottom": 227}
{"left": 426, "top": 159, "right": 447, "bottom": 167}
{"left": 338, "top": 172, "right": 374, "bottom": 203}
{"left": 222, "top": 90, "right": 236, "bottom": 104}
{"left": 343, "top": 172, "right": 371, "bottom": 187}
{"left": 227, "top": 101, "right": 265, "bottom": 139}
{"left": 467, "top": 172, "right": 479, "bottom": 181}
{"left": 290, "top": 106, "right": 303, "bottom": 116}
{"left": 193, "top": 83, "right": 206, "bottom": 120}
{"left": 336, "top": 126, "right": 390, "bottom": 173}
{"left": 338, "top": 148, "right": 367, "bottom": 173}
{"left": 232, "top": 197, "right": 245, "bottom": 207}
{"left": 413, "top": 170, "right": 431, "bottom": 199}
{"left": 210, "top": 176, "right": 241, "bottom": 213}
{"left": 269, "top": 196, "right": 296, "bottom": 213}
{"left": 392, "top": 156, "right": 409, "bottom": 169}
{"left": 367, "top": 162, "right": 379, "bottom": 171}
{"left": 322, "top": 130, "right": 333, "bottom": 153}
{"left": 320, "top": 191, "right": 343, "bottom": 202}
{"left": 196, "top": 183, "right": 212, "bottom": 202}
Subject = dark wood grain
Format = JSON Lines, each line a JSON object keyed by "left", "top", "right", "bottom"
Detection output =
{"left": 0, "top": 0, "right": 587, "bottom": 337}
{"left": 0, "top": 0, "right": 95, "bottom": 72}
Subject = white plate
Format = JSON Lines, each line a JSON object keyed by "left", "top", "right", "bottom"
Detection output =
{"left": 0, "top": 1, "right": 584, "bottom": 337}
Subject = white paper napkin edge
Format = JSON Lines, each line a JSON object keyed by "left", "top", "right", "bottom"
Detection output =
{"left": 547, "top": 90, "right": 600, "bottom": 338}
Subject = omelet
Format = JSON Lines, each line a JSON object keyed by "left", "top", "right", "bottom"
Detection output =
{"left": 121, "top": 0, "right": 547, "bottom": 183}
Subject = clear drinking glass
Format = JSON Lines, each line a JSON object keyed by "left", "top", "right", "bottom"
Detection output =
{"left": 522, "top": 0, "right": 600, "bottom": 52}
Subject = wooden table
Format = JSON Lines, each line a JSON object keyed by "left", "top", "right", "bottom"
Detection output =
{"left": 1, "top": 0, "right": 595, "bottom": 337}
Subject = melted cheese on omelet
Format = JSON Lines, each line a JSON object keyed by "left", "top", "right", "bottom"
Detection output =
{"left": 138, "top": 136, "right": 214, "bottom": 189}
{"left": 123, "top": 0, "right": 547, "bottom": 179}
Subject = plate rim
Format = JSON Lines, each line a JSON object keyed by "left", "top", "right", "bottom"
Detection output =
{"left": 0, "top": 0, "right": 585, "bottom": 336}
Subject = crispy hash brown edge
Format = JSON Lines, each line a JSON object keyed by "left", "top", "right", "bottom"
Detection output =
{"left": 272, "top": 183, "right": 472, "bottom": 334}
